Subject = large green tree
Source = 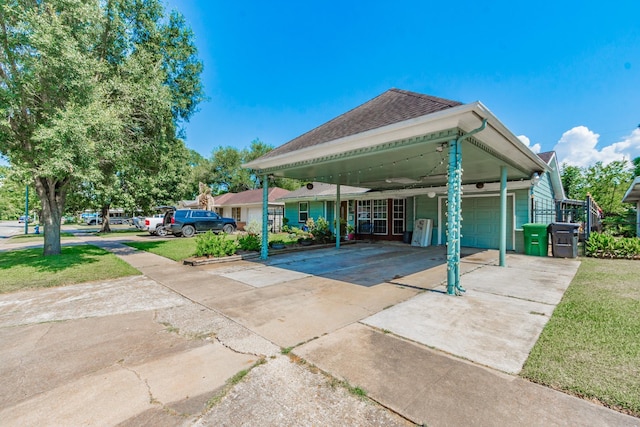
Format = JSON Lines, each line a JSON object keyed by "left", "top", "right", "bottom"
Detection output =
{"left": 207, "top": 139, "right": 301, "bottom": 194}
{"left": 0, "top": 0, "right": 202, "bottom": 252}
{"left": 561, "top": 161, "right": 633, "bottom": 215}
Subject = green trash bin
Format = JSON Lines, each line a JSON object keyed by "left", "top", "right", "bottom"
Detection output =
{"left": 522, "top": 223, "right": 549, "bottom": 256}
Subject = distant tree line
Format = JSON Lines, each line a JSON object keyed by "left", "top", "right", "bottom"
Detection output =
{"left": 560, "top": 158, "right": 639, "bottom": 236}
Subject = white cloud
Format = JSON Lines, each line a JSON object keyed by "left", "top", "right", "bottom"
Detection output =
{"left": 517, "top": 135, "right": 541, "bottom": 153}
{"left": 553, "top": 126, "right": 640, "bottom": 168}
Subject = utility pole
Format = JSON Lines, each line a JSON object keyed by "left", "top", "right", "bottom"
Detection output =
{"left": 24, "top": 185, "right": 28, "bottom": 235}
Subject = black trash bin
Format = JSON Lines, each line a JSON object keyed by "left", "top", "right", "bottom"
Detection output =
{"left": 548, "top": 223, "right": 580, "bottom": 258}
{"left": 403, "top": 231, "right": 413, "bottom": 244}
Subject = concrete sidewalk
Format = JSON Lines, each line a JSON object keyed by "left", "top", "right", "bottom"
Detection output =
{"left": 1, "top": 236, "right": 638, "bottom": 426}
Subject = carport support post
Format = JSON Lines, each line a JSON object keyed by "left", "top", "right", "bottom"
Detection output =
{"left": 260, "top": 174, "right": 269, "bottom": 260}
{"left": 446, "top": 138, "right": 461, "bottom": 295}
{"left": 499, "top": 166, "right": 507, "bottom": 267}
{"left": 335, "top": 183, "right": 341, "bottom": 249}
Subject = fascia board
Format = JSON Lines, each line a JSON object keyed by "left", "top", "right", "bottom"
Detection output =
{"left": 623, "top": 176, "right": 640, "bottom": 203}
{"left": 469, "top": 102, "right": 550, "bottom": 173}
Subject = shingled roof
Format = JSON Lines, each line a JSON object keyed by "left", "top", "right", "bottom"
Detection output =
{"left": 260, "top": 89, "right": 462, "bottom": 160}
{"left": 213, "top": 187, "right": 290, "bottom": 206}
{"left": 536, "top": 151, "right": 555, "bottom": 164}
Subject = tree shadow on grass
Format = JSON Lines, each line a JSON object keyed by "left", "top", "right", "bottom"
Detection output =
{"left": 0, "top": 245, "right": 106, "bottom": 273}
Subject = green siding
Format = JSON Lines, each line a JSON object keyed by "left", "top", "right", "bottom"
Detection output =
{"left": 532, "top": 172, "right": 556, "bottom": 224}
{"left": 413, "top": 195, "right": 440, "bottom": 245}
{"left": 514, "top": 189, "right": 530, "bottom": 227}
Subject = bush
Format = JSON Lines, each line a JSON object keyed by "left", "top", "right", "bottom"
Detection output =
{"left": 586, "top": 232, "right": 640, "bottom": 259}
{"left": 311, "top": 216, "right": 334, "bottom": 244}
{"left": 238, "top": 234, "right": 261, "bottom": 251}
{"left": 244, "top": 220, "right": 262, "bottom": 236}
{"left": 195, "top": 231, "right": 239, "bottom": 257}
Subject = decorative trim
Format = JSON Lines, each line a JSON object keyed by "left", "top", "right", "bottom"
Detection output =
{"left": 256, "top": 129, "right": 459, "bottom": 175}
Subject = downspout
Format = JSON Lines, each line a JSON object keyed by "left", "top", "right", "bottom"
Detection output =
{"left": 446, "top": 119, "right": 487, "bottom": 296}
{"left": 260, "top": 175, "right": 269, "bottom": 260}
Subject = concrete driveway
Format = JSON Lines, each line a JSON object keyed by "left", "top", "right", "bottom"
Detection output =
{"left": 1, "top": 238, "right": 637, "bottom": 426}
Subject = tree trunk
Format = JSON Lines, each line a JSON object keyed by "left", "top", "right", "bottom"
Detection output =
{"left": 100, "top": 204, "right": 111, "bottom": 233}
{"left": 34, "top": 176, "right": 68, "bottom": 256}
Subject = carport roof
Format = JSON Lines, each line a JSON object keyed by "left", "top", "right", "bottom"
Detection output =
{"left": 245, "top": 89, "right": 549, "bottom": 190}
{"left": 260, "top": 89, "right": 462, "bottom": 159}
{"left": 623, "top": 176, "right": 640, "bottom": 203}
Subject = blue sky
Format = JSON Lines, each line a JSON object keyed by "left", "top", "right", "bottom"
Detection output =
{"left": 165, "top": 0, "right": 640, "bottom": 168}
{"left": 2, "top": 1, "right": 636, "bottom": 169}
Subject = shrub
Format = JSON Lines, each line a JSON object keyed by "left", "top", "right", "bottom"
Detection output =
{"left": 245, "top": 220, "right": 262, "bottom": 236}
{"left": 238, "top": 234, "right": 261, "bottom": 251}
{"left": 586, "top": 232, "right": 640, "bottom": 259}
{"left": 312, "top": 216, "right": 334, "bottom": 244}
{"left": 195, "top": 231, "right": 239, "bottom": 257}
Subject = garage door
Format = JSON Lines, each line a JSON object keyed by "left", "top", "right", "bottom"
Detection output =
{"left": 441, "top": 195, "right": 514, "bottom": 250}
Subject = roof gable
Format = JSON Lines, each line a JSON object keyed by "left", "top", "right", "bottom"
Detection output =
{"left": 213, "top": 187, "right": 290, "bottom": 206}
{"left": 278, "top": 182, "right": 369, "bottom": 201}
{"left": 261, "top": 89, "right": 462, "bottom": 160}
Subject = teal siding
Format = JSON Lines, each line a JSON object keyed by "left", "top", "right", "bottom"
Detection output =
{"left": 413, "top": 195, "right": 440, "bottom": 245}
{"left": 532, "top": 172, "right": 555, "bottom": 224}
{"left": 283, "top": 201, "right": 327, "bottom": 227}
{"left": 514, "top": 189, "right": 530, "bottom": 227}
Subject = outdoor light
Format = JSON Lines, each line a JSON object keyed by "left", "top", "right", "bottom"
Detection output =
{"left": 531, "top": 172, "right": 541, "bottom": 186}
{"left": 427, "top": 192, "right": 436, "bottom": 198}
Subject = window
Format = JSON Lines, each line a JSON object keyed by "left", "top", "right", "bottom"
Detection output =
{"left": 372, "top": 199, "right": 388, "bottom": 234}
{"left": 299, "top": 202, "right": 308, "bottom": 223}
{"left": 392, "top": 199, "right": 405, "bottom": 235}
{"left": 231, "top": 207, "right": 241, "bottom": 222}
{"left": 357, "top": 200, "right": 371, "bottom": 233}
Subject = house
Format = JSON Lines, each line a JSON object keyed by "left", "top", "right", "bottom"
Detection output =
{"left": 213, "top": 187, "right": 290, "bottom": 232}
{"left": 622, "top": 176, "right": 640, "bottom": 237}
{"left": 278, "top": 151, "right": 563, "bottom": 250}
{"left": 244, "top": 88, "right": 562, "bottom": 294}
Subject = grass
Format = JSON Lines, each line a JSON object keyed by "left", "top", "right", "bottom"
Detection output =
{"left": 0, "top": 245, "right": 140, "bottom": 294}
{"left": 9, "top": 232, "right": 75, "bottom": 242}
{"left": 521, "top": 257, "right": 640, "bottom": 416}
{"left": 124, "top": 238, "right": 197, "bottom": 261}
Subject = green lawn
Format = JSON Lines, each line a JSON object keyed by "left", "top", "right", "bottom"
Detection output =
{"left": 521, "top": 257, "right": 640, "bottom": 416}
{"left": 10, "top": 232, "right": 75, "bottom": 241}
{"left": 0, "top": 245, "right": 140, "bottom": 294}
{"left": 125, "top": 238, "right": 198, "bottom": 261}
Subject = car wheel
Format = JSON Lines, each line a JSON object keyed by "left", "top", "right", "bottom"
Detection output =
{"left": 182, "top": 225, "right": 196, "bottom": 238}
{"left": 222, "top": 224, "right": 235, "bottom": 234}
{"left": 156, "top": 226, "right": 168, "bottom": 237}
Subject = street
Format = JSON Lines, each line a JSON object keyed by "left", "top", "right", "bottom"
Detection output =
{"left": 0, "top": 220, "right": 27, "bottom": 239}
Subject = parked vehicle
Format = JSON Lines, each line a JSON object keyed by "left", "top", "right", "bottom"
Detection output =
{"left": 85, "top": 214, "right": 102, "bottom": 225}
{"left": 144, "top": 214, "right": 166, "bottom": 235}
{"left": 18, "top": 215, "right": 31, "bottom": 223}
{"left": 166, "top": 209, "right": 236, "bottom": 238}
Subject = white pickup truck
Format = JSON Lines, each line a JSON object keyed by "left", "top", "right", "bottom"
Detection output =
{"left": 143, "top": 214, "right": 166, "bottom": 235}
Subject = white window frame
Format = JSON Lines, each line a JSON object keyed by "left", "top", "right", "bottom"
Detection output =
{"left": 299, "top": 202, "right": 309, "bottom": 224}
{"left": 392, "top": 199, "right": 405, "bottom": 235}
{"left": 372, "top": 199, "right": 388, "bottom": 235}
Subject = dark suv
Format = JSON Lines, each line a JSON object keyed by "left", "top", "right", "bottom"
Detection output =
{"left": 165, "top": 209, "right": 236, "bottom": 237}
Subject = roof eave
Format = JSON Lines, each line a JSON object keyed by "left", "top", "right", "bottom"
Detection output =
{"left": 244, "top": 102, "right": 549, "bottom": 174}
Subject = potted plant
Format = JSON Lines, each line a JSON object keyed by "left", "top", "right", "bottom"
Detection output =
{"left": 347, "top": 224, "right": 355, "bottom": 240}
{"left": 298, "top": 232, "right": 314, "bottom": 246}
{"left": 270, "top": 238, "right": 286, "bottom": 250}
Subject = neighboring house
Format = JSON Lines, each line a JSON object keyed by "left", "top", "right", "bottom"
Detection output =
{"left": 622, "top": 176, "right": 640, "bottom": 237}
{"left": 213, "top": 187, "right": 291, "bottom": 231}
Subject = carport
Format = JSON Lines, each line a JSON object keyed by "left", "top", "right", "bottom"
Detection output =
{"left": 244, "top": 89, "right": 549, "bottom": 294}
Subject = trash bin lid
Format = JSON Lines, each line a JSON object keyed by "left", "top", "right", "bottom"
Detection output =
{"left": 549, "top": 222, "right": 580, "bottom": 231}
{"left": 522, "top": 223, "right": 549, "bottom": 231}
